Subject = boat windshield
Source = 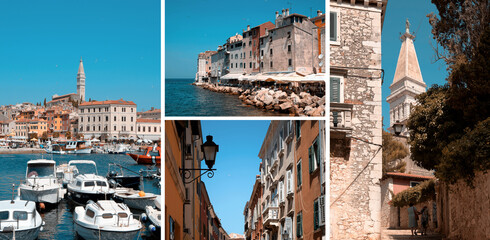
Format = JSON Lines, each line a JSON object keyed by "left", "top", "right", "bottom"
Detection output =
{"left": 96, "top": 181, "right": 107, "bottom": 187}
{"left": 27, "top": 163, "right": 55, "bottom": 177}
{"left": 149, "top": 151, "right": 159, "bottom": 157}
{"left": 13, "top": 211, "right": 27, "bottom": 220}
{"left": 0, "top": 211, "right": 8, "bottom": 220}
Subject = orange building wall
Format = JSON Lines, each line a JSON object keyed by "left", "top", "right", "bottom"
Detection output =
{"left": 165, "top": 120, "right": 184, "bottom": 240}
{"left": 295, "top": 120, "right": 323, "bottom": 240}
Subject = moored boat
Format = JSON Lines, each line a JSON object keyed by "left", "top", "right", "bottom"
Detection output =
{"left": 113, "top": 189, "right": 157, "bottom": 211}
{"left": 144, "top": 195, "right": 161, "bottom": 236}
{"left": 106, "top": 163, "right": 142, "bottom": 190}
{"left": 0, "top": 200, "right": 43, "bottom": 240}
{"left": 66, "top": 160, "right": 115, "bottom": 205}
{"left": 18, "top": 159, "right": 63, "bottom": 204}
{"left": 73, "top": 200, "right": 142, "bottom": 240}
{"left": 127, "top": 146, "right": 161, "bottom": 165}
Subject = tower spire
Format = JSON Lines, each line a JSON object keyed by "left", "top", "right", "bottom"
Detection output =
{"left": 77, "top": 57, "right": 86, "bottom": 102}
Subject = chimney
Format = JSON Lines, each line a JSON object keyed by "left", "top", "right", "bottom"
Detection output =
{"left": 247, "top": 25, "right": 250, "bottom": 31}
{"left": 282, "top": 9, "right": 285, "bottom": 17}
{"left": 275, "top": 11, "right": 279, "bottom": 19}
{"left": 151, "top": 107, "right": 154, "bottom": 111}
{"left": 317, "top": 10, "right": 322, "bottom": 16}
{"left": 286, "top": 8, "right": 289, "bottom": 16}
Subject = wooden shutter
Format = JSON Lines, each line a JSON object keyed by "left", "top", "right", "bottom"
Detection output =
{"left": 319, "top": 195, "right": 325, "bottom": 226}
{"left": 331, "top": 77, "right": 341, "bottom": 126}
{"left": 314, "top": 199, "right": 319, "bottom": 230}
{"left": 309, "top": 146, "right": 314, "bottom": 173}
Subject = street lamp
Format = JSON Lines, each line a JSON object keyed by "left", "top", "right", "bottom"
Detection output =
{"left": 180, "top": 135, "right": 219, "bottom": 184}
{"left": 393, "top": 121, "right": 403, "bottom": 136}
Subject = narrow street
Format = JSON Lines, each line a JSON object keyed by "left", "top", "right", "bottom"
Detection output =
{"left": 381, "top": 229, "right": 444, "bottom": 240}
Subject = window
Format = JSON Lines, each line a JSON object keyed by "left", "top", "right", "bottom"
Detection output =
{"left": 236, "top": 63, "right": 238, "bottom": 68}
{"left": 410, "top": 181, "right": 420, "bottom": 188}
{"left": 131, "top": 126, "right": 133, "bottom": 131}
{"left": 105, "top": 116, "right": 108, "bottom": 121}
{"left": 288, "top": 59, "right": 292, "bottom": 66}
{"left": 260, "top": 62, "right": 263, "bottom": 68}
{"left": 118, "top": 212, "right": 128, "bottom": 218}
{"left": 250, "top": 62, "right": 252, "bottom": 68}
{"left": 98, "top": 116, "right": 101, "bottom": 121}
{"left": 114, "top": 107, "right": 116, "bottom": 112}
{"left": 295, "top": 120, "right": 301, "bottom": 139}
{"left": 102, "top": 213, "right": 113, "bottom": 219}
{"left": 114, "top": 125, "right": 116, "bottom": 131}
{"left": 249, "top": 51, "right": 252, "bottom": 58}
{"left": 249, "top": 40, "right": 251, "bottom": 46}
{"left": 297, "top": 159, "right": 302, "bottom": 187}
{"left": 84, "top": 181, "right": 95, "bottom": 187}
{"left": 270, "top": 61, "right": 273, "bottom": 68}
{"left": 309, "top": 136, "right": 321, "bottom": 173}
{"left": 296, "top": 213, "right": 303, "bottom": 238}
{"left": 93, "top": 116, "right": 95, "bottom": 122}
{"left": 114, "top": 116, "right": 117, "bottom": 121}
{"left": 270, "top": 48, "right": 273, "bottom": 56}
{"left": 0, "top": 211, "right": 8, "bottom": 220}
{"left": 87, "top": 117, "right": 90, "bottom": 122}
{"left": 231, "top": 64, "right": 233, "bottom": 69}
{"left": 86, "top": 209, "right": 95, "bottom": 218}
{"left": 169, "top": 216, "right": 175, "bottom": 240}
{"left": 314, "top": 199, "right": 319, "bottom": 230}
{"left": 138, "top": 126, "right": 141, "bottom": 132}
{"left": 288, "top": 45, "right": 291, "bottom": 52}
{"left": 261, "top": 50, "right": 264, "bottom": 56}
{"left": 330, "top": 11, "right": 338, "bottom": 42}
{"left": 96, "top": 181, "right": 107, "bottom": 186}
{"left": 154, "top": 127, "right": 157, "bottom": 132}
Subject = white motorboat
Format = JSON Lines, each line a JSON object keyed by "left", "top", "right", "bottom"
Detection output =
{"left": 65, "top": 141, "right": 92, "bottom": 154}
{"left": 55, "top": 163, "right": 79, "bottom": 188}
{"left": 113, "top": 189, "right": 157, "bottom": 211}
{"left": 0, "top": 200, "right": 43, "bottom": 240}
{"left": 18, "top": 159, "right": 63, "bottom": 204}
{"left": 144, "top": 195, "right": 161, "bottom": 235}
{"left": 66, "top": 160, "right": 115, "bottom": 205}
{"left": 73, "top": 200, "right": 142, "bottom": 240}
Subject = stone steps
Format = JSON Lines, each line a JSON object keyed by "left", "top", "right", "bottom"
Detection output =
{"left": 381, "top": 229, "right": 444, "bottom": 240}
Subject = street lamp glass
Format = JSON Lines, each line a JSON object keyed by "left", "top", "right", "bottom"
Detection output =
{"left": 393, "top": 122, "right": 403, "bottom": 135}
{"left": 202, "top": 135, "right": 219, "bottom": 169}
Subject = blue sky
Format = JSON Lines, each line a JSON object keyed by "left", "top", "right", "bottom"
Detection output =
{"left": 381, "top": 1, "right": 448, "bottom": 129}
{"left": 0, "top": 0, "right": 160, "bottom": 111}
{"left": 165, "top": 0, "right": 325, "bottom": 79}
{"left": 201, "top": 120, "right": 270, "bottom": 235}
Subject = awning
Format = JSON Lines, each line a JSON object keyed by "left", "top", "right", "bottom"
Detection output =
{"left": 303, "top": 73, "right": 326, "bottom": 82}
{"left": 220, "top": 73, "right": 243, "bottom": 80}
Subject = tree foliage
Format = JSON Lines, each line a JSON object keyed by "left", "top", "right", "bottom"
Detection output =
{"left": 392, "top": 179, "right": 436, "bottom": 207}
{"left": 408, "top": 1, "right": 490, "bottom": 186}
{"left": 382, "top": 130, "right": 408, "bottom": 175}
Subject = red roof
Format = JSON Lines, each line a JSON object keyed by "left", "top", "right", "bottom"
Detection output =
{"left": 136, "top": 118, "right": 160, "bottom": 123}
{"left": 384, "top": 172, "right": 435, "bottom": 180}
{"left": 79, "top": 99, "right": 136, "bottom": 106}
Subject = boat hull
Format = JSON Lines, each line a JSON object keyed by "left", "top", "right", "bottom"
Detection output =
{"left": 107, "top": 176, "right": 141, "bottom": 190}
{"left": 19, "top": 187, "right": 61, "bottom": 204}
{"left": 126, "top": 153, "right": 161, "bottom": 165}
{"left": 67, "top": 191, "right": 114, "bottom": 205}
{"left": 74, "top": 222, "right": 140, "bottom": 240}
{"left": 113, "top": 195, "right": 156, "bottom": 211}
{"left": 0, "top": 226, "right": 41, "bottom": 240}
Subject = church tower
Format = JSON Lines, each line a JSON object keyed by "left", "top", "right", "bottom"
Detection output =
{"left": 77, "top": 57, "right": 86, "bottom": 102}
{"left": 386, "top": 19, "right": 427, "bottom": 136}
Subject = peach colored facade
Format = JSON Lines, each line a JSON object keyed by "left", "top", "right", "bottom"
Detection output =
{"left": 294, "top": 120, "right": 325, "bottom": 240}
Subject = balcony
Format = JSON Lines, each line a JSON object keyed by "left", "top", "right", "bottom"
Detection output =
{"left": 330, "top": 102, "right": 353, "bottom": 137}
{"left": 262, "top": 206, "right": 279, "bottom": 227}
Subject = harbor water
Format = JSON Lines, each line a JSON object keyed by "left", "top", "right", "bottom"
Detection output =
{"left": 165, "top": 78, "right": 286, "bottom": 116}
{"left": 0, "top": 153, "right": 161, "bottom": 240}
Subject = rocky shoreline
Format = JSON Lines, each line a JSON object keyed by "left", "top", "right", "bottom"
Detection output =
{"left": 198, "top": 83, "right": 325, "bottom": 116}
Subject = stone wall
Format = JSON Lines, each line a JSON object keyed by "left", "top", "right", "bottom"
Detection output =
{"left": 330, "top": 2, "right": 383, "bottom": 240}
{"left": 437, "top": 171, "right": 490, "bottom": 240}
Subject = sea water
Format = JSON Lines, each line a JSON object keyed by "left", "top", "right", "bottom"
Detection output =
{"left": 165, "top": 78, "right": 285, "bottom": 116}
{"left": 0, "top": 153, "right": 161, "bottom": 240}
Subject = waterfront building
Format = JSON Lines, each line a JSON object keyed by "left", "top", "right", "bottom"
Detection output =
{"left": 78, "top": 99, "right": 137, "bottom": 141}
{"left": 310, "top": 10, "right": 326, "bottom": 73}
{"left": 14, "top": 118, "right": 48, "bottom": 139}
{"left": 77, "top": 57, "right": 86, "bottom": 102}
{"left": 0, "top": 119, "right": 15, "bottom": 137}
{"left": 221, "top": 34, "right": 244, "bottom": 84}
{"left": 386, "top": 20, "right": 427, "bottom": 137}
{"left": 137, "top": 107, "right": 161, "bottom": 120}
{"left": 329, "top": 0, "right": 386, "bottom": 239}
{"left": 135, "top": 118, "right": 161, "bottom": 141}
{"left": 259, "top": 9, "right": 318, "bottom": 74}
{"left": 210, "top": 46, "right": 228, "bottom": 83}
{"left": 294, "top": 120, "right": 325, "bottom": 240}
{"left": 196, "top": 51, "right": 217, "bottom": 84}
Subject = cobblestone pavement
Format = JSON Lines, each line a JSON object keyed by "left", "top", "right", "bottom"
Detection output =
{"left": 381, "top": 229, "right": 444, "bottom": 240}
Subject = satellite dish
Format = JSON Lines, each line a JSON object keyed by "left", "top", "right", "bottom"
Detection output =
{"left": 318, "top": 54, "right": 323, "bottom": 59}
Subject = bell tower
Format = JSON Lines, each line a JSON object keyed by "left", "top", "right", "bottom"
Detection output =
{"left": 386, "top": 19, "right": 427, "bottom": 136}
{"left": 77, "top": 57, "right": 86, "bottom": 102}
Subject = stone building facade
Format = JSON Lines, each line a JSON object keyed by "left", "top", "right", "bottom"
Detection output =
{"left": 136, "top": 118, "right": 161, "bottom": 141}
{"left": 259, "top": 11, "right": 318, "bottom": 74}
{"left": 196, "top": 51, "right": 217, "bottom": 83}
{"left": 78, "top": 99, "right": 137, "bottom": 141}
{"left": 329, "top": 0, "right": 386, "bottom": 239}
{"left": 211, "top": 47, "right": 228, "bottom": 83}
{"left": 227, "top": 34, "right": 244, "bottom": 75}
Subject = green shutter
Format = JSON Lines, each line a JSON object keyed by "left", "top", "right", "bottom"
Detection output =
{"left": 314, "top": 200, "right": 319, "bottom": 230}
{"left": 315, "top": 136, "right": 321, "bottom": 168}
{"left": 296, "top": 214, "right": 303, "bottom": 237}
{"left": 297, "top": 162, "right": 302, "bottom": 187}
{"left": 330, "top": 12, "right": 337, "bottom": 41}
